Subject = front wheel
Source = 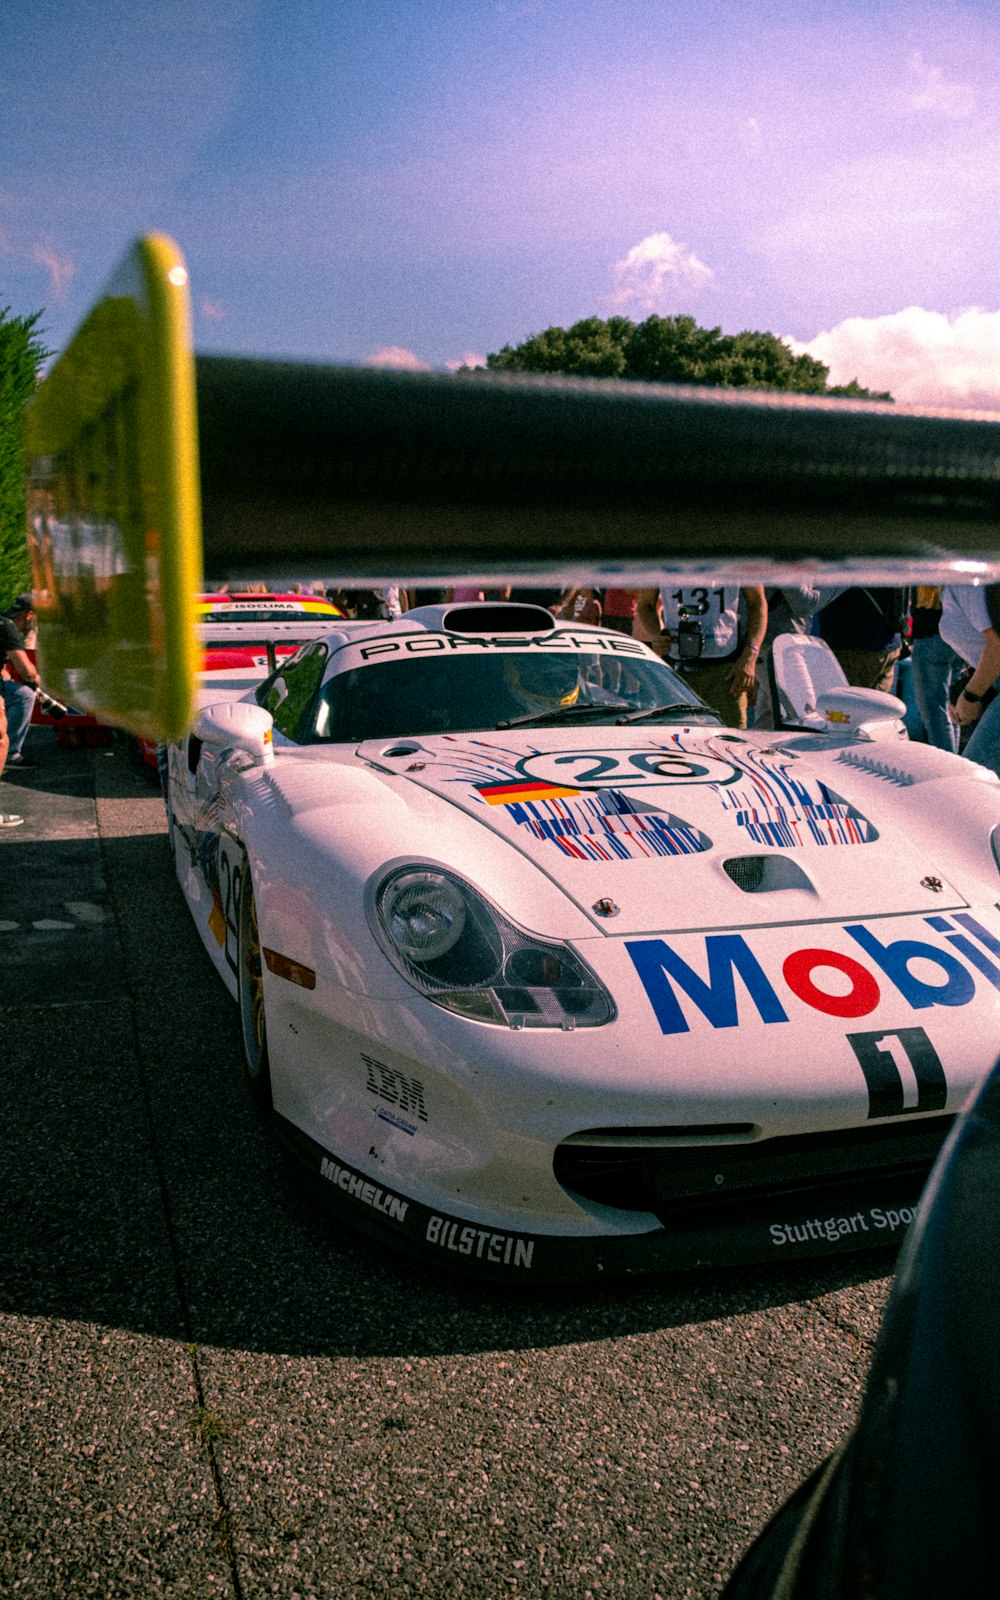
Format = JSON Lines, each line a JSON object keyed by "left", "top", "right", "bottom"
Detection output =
{"left": 238, "top": 869, "right": 273, "bottom": 1110}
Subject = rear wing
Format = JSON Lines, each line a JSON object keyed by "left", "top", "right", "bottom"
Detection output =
{"left": 25, "top": 234, "right": 1000, "bottom": 738}
{"left": 195, "top": 356, "right": 1000, "bottom": 589}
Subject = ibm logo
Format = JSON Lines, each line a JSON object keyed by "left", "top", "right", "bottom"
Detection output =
{"left": 362, "top": 1054, "right": 429, "bottom": 1122}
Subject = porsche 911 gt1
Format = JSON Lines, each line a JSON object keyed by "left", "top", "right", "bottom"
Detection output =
{"left": 163, "top": 601, "right": 1000, "bottom": 1281}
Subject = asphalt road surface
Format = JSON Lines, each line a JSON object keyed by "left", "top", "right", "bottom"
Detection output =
{"left": 0, "top": 732, "right": 898, "bottom": 1599}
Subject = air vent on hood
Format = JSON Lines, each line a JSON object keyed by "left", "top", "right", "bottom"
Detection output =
{"left": 723, "top": 855, "right": 816, "bottom": 894}
{"left": 836, "top": 750, "right": 916, "bottom": 785}
{"left": 381, "top": 743, "right": 422, "bottom": 758}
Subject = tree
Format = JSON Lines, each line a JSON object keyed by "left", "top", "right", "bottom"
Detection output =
{"left": 482, "top": 313, "right": 892, "bottom": 400}
{"left": 1, "top": 305, "right": 48, "bottom": 607}
{"left": 487, "top": 316, "right": 633, "bottom": 379}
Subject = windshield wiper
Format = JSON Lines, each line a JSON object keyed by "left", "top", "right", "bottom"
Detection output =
{"left": 496, "top": 700, "right": 633, "bottom": 729}
{"left": 615, "top": 701, "right": 718, "bottom": 723}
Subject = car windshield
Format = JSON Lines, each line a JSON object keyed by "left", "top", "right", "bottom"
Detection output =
{"left": 307, "top": 648, "right": 717, "bottom": 742}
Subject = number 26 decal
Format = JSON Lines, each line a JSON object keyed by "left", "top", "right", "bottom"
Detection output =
{"left": 518, "top": 747, "right": 739, "bottom": 788}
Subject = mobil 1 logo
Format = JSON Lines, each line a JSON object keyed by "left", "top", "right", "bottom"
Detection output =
{"left": 846, "top": 1026, "right": 948, "bottom": 1119}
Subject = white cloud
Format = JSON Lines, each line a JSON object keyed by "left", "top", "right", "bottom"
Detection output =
{"left": 906, "top": 50, "right": 975, "bottom": 119}
{"left": 1, "top": 221, "right": 76, "bottom": 304}
{"left": 360, "top": 345, "right": 431, "bottom": 371}
{"left": 790, "top": 307, "right": 1000, "bottom": 410}
{"left": 31, "top": 240, "right": 75, "bottom": 302}
{"left": 604, "top": 231, "right": 714, "bottom": 314}
{"left": 445, "top": 351, "right": 487, "bottom": 372}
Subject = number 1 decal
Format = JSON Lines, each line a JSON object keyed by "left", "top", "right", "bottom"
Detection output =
{"left": 846, "top": 1027, "right": 948, "bottom": 1119}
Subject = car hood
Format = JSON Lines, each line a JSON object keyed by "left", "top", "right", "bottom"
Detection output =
{"left": 358, "top": 726, "right": 970, "bottom": 936}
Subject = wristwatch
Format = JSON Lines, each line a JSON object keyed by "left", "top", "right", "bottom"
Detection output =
{"left": 961, "top": 686, "right": 984, "bottom": 703}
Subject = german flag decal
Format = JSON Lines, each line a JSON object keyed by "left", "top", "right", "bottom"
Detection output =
{"left": 477, "top": 780, "right": 581, "bottom": 806}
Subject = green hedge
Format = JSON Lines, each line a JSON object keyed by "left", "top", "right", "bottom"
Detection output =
{"left": 1, "top": 306, "right": 47, "bottom": 608}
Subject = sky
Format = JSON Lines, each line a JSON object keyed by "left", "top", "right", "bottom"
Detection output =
{"left": 3, "top": 0, "right": 1000, "bottom": 407}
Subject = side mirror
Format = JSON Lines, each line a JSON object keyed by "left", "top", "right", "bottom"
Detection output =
{"left": 770, "top": 633, "right": 849, "bottom": 729}
{"left": 193, "top": 700, "right": 274, "bottom": 767}
{"left": 770, "top": 634, "right": 906, "bottom": 741}
{"left": 817, "top": 686, "right": 907, "bottom": 742}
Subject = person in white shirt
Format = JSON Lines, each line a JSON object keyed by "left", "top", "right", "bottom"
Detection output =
{"left": 940, "top": 585, "right": 1000, "bottom": 777}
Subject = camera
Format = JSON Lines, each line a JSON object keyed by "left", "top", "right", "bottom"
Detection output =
{"left": 675, "top": 607, "right": 704, "bottom": 661}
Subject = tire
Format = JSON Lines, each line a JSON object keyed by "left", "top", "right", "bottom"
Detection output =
{"left": 238, "top": 869, "right": 273, "bottom": 1110}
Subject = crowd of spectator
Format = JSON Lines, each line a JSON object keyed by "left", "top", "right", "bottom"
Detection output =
{"left": 317, "top": 581, "right": 1000, "bottom": 779}
{"left": 4, "top": 582, "right": 1000, "bottom": 814}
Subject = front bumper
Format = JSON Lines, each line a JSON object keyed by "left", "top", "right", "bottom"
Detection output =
{"left": 275, "top": 1112, "right": 949, "bottom": 1284}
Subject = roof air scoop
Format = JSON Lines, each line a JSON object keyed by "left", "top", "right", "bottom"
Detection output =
{"left": 442, "top": 602, "right": 557, "bottom": 635}
{"left": 403, "top": 601, "right": 557, "bottom": 634}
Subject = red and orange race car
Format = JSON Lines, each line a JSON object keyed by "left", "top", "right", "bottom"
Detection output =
{"left": 30, "top": 592, "right": 346, "bottom": 764}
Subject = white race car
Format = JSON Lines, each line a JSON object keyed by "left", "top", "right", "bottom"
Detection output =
{"left": 164, "top": 601, "right": 1000, "bottom": 1282}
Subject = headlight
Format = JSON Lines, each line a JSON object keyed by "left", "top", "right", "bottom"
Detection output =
{"left": 380, "top": 871, "right": 467, "bottom": 961}
{"left": 368, "top": 865, "right": 615, "bottom": 1029}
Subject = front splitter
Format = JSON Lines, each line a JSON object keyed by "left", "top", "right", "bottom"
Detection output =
{"left": 273, "top": 1114, "right": 930, "bottom": 1284}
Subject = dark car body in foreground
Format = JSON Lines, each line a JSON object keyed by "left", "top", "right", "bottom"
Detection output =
{"left": 721, "top": 1057, "right": 1000, "bottom": 1600}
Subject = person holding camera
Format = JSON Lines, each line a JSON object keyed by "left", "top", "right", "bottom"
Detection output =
{"left": 636, "top": 585, "right": 767, "bottom": 728}
{"left": 1, "top": 593, "right": 44, "bottom": 779}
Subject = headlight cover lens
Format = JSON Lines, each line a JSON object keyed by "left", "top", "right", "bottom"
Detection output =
{"left": 380, "top": 871, "right": 467, "bottom": 961}
{"left": 369, "top": 866, "right": 615, "bottom": 1029}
